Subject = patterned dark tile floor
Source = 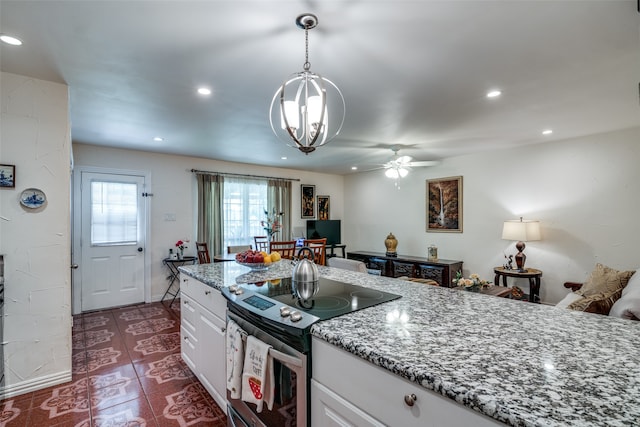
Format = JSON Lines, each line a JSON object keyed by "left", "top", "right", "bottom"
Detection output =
{"left": 0, "top": 301, "right": 227, "bottom": 427}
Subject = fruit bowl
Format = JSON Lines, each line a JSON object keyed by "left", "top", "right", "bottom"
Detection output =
{"left": 235, "top": 260, "right": 280, "bottom": 271}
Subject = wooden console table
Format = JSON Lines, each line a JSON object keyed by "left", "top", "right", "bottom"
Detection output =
{"left": 347, "top": 251, "right": 462, "bottom": 287}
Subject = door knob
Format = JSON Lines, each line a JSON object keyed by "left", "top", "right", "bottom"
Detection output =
{"left": 71, "top": 264, "right": 79, "bottom": 269}
{"left": 138, "top": 247, "right": 143, "bottom": 252}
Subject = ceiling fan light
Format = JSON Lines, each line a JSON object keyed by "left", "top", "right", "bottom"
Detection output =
{"left": 398, "top": 167, "right": 409, "bottom": 178}
{"left": 385, "top": 168, "right": 399, "bottom": 179}
{"left": 397, "top": 155, "right": 412, "bottom": 164}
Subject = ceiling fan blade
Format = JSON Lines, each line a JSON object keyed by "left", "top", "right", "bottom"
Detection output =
{"left": 408, "top": 160, "right": 440, "bottom": 167}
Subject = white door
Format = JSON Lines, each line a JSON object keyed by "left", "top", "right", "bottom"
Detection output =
{"left": 80, "top": 171, "right": 146, "bottom": 311}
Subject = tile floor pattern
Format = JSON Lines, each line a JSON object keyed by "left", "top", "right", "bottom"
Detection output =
{"left": 0, "top": 301, "right": 227, "bottom": 427}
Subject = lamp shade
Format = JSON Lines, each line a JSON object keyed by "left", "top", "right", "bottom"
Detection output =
{"left": 501, "top": 219, "right": 541, "bottom": 242}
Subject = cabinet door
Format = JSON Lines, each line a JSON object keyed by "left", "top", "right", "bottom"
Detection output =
{"left": 368, "top": 258, "right": 389, "bottom": 276}
{"left": 198, "top": 306, "right": 227, "bottom": 412}
{"left": 311, "top": 379, "right": 385, "bottom": 427}
{"left": 391, "top": 260, "right": 415, "bottom": 278}
{"left": 414, "top": 264, "right": 446, "bottom": 285}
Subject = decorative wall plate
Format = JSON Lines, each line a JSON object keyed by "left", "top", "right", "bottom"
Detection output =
{"left": 20, "top": 188, "right": 46, "bottom": 208}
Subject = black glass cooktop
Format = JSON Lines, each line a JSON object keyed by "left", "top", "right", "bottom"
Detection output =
{"left": 236, "top": 277, "right": 401, "bottom": 321}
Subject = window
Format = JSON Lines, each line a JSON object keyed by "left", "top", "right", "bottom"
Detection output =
{"left": 223, "top": 178, "right": 267, "bottom": 249}
{"left": 90, "top": 181, "right": 138, "bottom": 245}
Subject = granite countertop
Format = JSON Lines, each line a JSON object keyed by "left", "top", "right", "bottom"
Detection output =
{"left": 179, "top": 262, "right": 640, "bottom": 427}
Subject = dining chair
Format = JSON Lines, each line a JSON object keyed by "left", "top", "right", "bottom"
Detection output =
{"left": 227, "top": 244, "right": 252, "bottom": 254}
{"left": 254, "top": 236, "right": 269, "bottom": 252}
{"left": 196, "top": 242, "right": 211, "bottom": 264}
{"left": 303, "top": 238, "right": 327, "bottom": 266}
{"left": 269, "top": 240, "right": 297, "bottom": 259}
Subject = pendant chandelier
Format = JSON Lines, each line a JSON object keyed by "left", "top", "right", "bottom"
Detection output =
{"left": 269, "top": 13, "right": 345, "bottom": 154}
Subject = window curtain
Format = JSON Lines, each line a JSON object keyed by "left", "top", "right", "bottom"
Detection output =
{"left": 196, "top": 173, "right": 223, "bottom": 256}
{"left": 268, "top": 179, "right": 292, "bottom": 240}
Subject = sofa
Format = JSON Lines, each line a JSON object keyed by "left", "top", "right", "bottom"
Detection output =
{"left": 556, "top": 263, "right": 640, "bottom": 320}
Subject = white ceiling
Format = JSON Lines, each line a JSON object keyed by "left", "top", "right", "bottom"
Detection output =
{"left": 1, "top": 1, "right": 638, "bottom": 174}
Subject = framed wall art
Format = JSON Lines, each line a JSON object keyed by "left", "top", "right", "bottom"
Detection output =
{"left": 0, "top": 164, "right": 15, "bottom": 188}
{"left": 426, "top": 176, "right": 462, "bottom": 233}
{"left": 301, "top": 184, "right": 315, "bottom": 219}
{"left": 317, "top": 195, "right": 330, "bottom": 220}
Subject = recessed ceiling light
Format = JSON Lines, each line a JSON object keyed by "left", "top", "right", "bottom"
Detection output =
{"left": 0, "top": 34, "right": 23, "bottom": 46}
{"left": 542, "top": 129, "right": 553, "bottom": 135}
{"left": 280, "top": 156, "right": 287, "bottom": 160}
{"left": 486, "top": 90, "right": 502, "bottom": 98}
{"left": 197, "top": 87, "right": 212, "bottom": 96}
{"left": 153, "top": 136, "right": 164, "bottom": 142}
{"left": 351, "top": 166, "right": 358, "bottom": 170}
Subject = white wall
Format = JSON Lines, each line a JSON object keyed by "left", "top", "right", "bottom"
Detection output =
{"left": 0, "top": 72, "right": 72, "bottom": 396}
{"left": 344, "top": 127, "right": 640, "bottom": 304}
{"left": 71, "top": 144, "right": 344, "bottom": 304}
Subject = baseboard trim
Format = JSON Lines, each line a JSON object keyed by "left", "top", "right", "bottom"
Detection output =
{"left": 0, "top": 370, "right": 72, "bottom": 400}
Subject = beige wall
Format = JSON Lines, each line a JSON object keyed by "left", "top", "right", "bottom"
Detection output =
{"left": 344, "top": 126, "right": 640, "bottom": 304}
{"left": 71, "top": 144, "right": 345, "bottom": 305}
{"left": 0, "top": 72, "right": 72, "bottom": 397}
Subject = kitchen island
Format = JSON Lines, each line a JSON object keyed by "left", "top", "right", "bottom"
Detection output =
{"left": 180, "top": 261, "right": 640, "bottom": 426}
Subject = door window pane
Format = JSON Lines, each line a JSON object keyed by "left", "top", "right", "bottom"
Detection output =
{"left": 91, "top": 181, "right": 138, "bottom": 245}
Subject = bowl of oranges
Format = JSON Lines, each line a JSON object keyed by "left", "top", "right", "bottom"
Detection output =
{"left": 234, "top": 249, "right": 282, "bottom": 270}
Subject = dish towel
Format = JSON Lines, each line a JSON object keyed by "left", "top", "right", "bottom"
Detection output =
{"left": 225, "top": 319, "right": 245, "bottom": 399}
{"left": 242, "top": 335, "right": 274, "bottom": 412}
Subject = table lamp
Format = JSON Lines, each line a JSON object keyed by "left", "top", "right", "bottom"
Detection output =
{"left": 501, "top": 217, "right": 541, "bottom": 272}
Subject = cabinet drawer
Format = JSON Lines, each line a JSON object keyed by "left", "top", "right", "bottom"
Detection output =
{"left": 181, "top": 275, "right": 226, "bottom": 318}
{"left": 312, "top": 338, "right": 502, "bottom": 427}
{"left": 180, "top": 293, "right": 197, "bottom": 334}
{"left": 180, "top": 325, "right": 197, "bottom": 372}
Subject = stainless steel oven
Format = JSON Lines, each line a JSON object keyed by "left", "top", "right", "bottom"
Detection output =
{"left": 226, "top": 310, "right": 308, "bottom": 427}
{"left": 223, "top": 277, "right": 400, "bottom": 427}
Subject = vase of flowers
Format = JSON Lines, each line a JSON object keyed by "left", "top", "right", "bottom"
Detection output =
{"left": 175, "top": 239, "right": 188, "bottom": 259}
{"left": 452, "top": 271, "right": 492, "bottom": 292}
{"left": 261, "top": 208, "right": 284, "bottom": 244}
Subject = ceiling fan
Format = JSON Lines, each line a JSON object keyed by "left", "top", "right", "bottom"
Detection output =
{"left": 381, "top": 148, "right": 439, "bottom": 179}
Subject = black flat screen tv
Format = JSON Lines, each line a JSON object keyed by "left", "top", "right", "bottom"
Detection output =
{"left": 306, "top": 220, "right": 341, "bottom": 246}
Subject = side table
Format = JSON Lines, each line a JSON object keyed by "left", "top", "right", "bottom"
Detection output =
{"left": 493, "top": 267, "right": 542, "bottom": 303}
{"left": 162, "top": 256, "right": 197, "bottom": 306}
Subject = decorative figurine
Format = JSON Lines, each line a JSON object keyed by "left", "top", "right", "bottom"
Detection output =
{"left": 504, "top": 254, "right": 514, "bottom": 270}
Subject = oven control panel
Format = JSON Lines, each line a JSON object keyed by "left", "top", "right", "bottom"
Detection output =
{"left": 223, "top": 285, "right": 320, "bottom": 330}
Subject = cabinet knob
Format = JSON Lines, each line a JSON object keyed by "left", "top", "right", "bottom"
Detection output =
{"left": 183, "top": 300, "right": 189, "bottom": 305}
{"left": 183, "top": 336, "right": 188, "bottom": 341}
{"left": 404, "top": 393, "right": 417, "bottom": 407}
{"left": 205, "top": 290, "right": 211, "bottom": 295}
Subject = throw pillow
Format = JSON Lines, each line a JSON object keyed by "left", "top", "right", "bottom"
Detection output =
{"left": 576, "top": 263, "right": 635, "bottom": 297}
{"left": 555, "top": 292, "right": 583, "bottom": 309}
{"left": 620, "top": 268, "right": 640, "bottom": 298}
{"left": 610, "top": 269, "right": 640, "bottom": 319}
{"left": 567, "top": 288, "right": 623, "bottom": 315}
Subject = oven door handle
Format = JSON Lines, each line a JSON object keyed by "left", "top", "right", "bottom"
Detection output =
{"left": 269, "top": 347, "right": 303, "bottom": 370}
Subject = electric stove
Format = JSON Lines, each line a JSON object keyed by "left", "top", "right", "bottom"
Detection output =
{"left": 222, "top": 277, "right": 401, "bottom": 339}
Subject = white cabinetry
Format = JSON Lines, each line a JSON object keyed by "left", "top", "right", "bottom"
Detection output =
{"left": 312, "top": 337, "right": 503, "bottom": 427}
{"left": 180, "top": 273, "right": 227, "bottom": 412}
